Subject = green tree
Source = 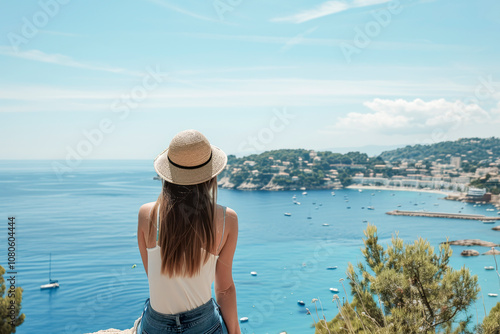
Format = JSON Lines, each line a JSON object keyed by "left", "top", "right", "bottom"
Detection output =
{"left": 0, "top": 265, "right": 24, "bottom": 333}
{"left": 476, "top": 302, "right": 500, "bottom": 334}
{"left": 316, "top": 224, "right": 480, "bottom": 334}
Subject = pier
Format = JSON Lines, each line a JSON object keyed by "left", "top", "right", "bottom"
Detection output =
{"left": 386, "top": 210, "right": 500, "bottom": 221}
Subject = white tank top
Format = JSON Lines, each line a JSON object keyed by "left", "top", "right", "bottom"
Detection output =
{"left": 146, "top": 205, "right": 226, "bottom": 314}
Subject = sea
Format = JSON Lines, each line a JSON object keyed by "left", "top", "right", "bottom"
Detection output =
{"left": 0, "top": 160, "right": 499, "bottom": 334}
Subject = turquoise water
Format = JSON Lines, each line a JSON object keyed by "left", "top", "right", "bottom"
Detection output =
{"left": 0, "top": 160, "right": 499, "bottom": 334}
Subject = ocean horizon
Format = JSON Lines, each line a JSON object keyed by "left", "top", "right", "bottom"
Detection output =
{"left": 1, "top": 160, "right": 499, "bottom": 334}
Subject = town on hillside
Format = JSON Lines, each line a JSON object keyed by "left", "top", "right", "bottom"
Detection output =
{"left": 215, "top": 137, "right": 500, "bottom": 207}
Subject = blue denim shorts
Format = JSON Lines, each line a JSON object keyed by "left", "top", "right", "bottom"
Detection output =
{"left": 137, "top": 298, "right": 228, "bottom": 334}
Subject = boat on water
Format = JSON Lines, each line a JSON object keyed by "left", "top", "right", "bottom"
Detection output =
{"left": 40, "top": 253, "right": 59, "bottom": 290}
{"left": 307, "top": 216, "right": 312, "bottom": 219}
{"left": 482, "top": 220, "right": 495, "bottom": 224}
{"left": 240, "top": 317, "right": 249, "bottom": 322}
{"left": 331, "top": 192, "right": 335, "bottom": 196}
{"left": 346, "top": 206, "right": 351, "bottom": 209}
{"left": 397, "top": 204, "right": 402, "bottom": 207}
{"left": 284, "top": 213, "right": 292, "bottom": 216}
{"left": 371, "top": 193, "right": 375, "bottom": 196}
{"left": 302, "top": 191, "right": 307, "bottom": 195}
{"left": 358, "top": 189, "right": 362, "bottom": 192}
{"left": 322, "top": 223, "right": 329, "bottom": 226}
{"left": 327, "top": 266, "right": 338, "bottom": 270}
{"left": 434, "top": 203, "right": 439, "bottom": 206}
{"left": 485, "top": 266, "right": 495, "bottom": 270}
{"left": 329, "top": 288, "right": 339, "bottom": 293}
{"left": 362, "top": 220, "right": 368, "bottom": 223}
{"left": 488, "top": 293, "right": 498, "bottom": 297}
{"left": 486, "top": 208, "right": 495, "bottom": 212}
{"left": 294, "top": 201, "right": 301, "bottom": 205}
{"left": 250, "top": 271, "right": 257, "bottom": 276}
{"left": 367, "top": 206, "right": 375, "bottom": 210}
{"left": 297, "top": 300, "right": 305, "bottom": 306}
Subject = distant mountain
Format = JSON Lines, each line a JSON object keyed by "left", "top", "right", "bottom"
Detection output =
{"left": 324, "top": 144, "right": 407, "bottom": 157}
{"left": 378, "top": 137, "right": 500, "bottom": 164}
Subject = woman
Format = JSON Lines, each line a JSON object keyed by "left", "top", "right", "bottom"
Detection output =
{"left": 135, "top": 129, "right": 241, "bottom": 334}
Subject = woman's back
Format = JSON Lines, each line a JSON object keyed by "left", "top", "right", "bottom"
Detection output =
{"left": 146, "top": 204, "right": 227, "bottom": 314}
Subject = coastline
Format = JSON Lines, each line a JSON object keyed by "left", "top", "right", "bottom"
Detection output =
{"left": 86, "top": 329, "right": 131, "bottom": 334}
{"left": 346, "top": 184, "right": 454, "bottom": 196}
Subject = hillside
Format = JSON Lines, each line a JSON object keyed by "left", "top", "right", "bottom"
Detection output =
{"left": 379, "top": 137, "right": 500, "bottom": 166}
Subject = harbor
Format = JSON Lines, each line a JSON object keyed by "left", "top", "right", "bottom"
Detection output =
{"left": 386, "top": 210, "right": 500, "bottom": 221}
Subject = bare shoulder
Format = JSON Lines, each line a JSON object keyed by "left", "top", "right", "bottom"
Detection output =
{"left": 138, "top": 202, "right": 156, "bottom": 226}
{"left": 223, "top": 206, "right": 238, "bottom": 231}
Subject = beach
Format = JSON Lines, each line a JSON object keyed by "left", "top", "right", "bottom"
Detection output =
{"left": 346, "top": 184, "right": 454, "bottom": 196}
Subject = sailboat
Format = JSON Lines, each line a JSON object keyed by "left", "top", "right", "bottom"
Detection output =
{"left": 40, "top": 253, "right": 59, "bottom": 289}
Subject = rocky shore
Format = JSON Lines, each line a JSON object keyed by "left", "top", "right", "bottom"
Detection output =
{"left": 86, "top": 329, "right": 132, "bottom": 334}
{"left": 444, "top": 239, "right": 499, "bottom": 247}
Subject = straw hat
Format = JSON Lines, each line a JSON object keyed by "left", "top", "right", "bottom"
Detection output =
{"left": 154, "top": 129, "right": 227, "bottom": 185}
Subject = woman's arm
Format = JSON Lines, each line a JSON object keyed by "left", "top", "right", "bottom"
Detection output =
{"left": 215, "top": 207, "right": 241, "bottom": 334}
{"left": 137, "top": 203, "right": 153, "bottom": 277}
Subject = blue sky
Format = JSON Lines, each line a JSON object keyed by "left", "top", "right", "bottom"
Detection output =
{"left": 1, "top": 0, "right": 500, "bottom": 160}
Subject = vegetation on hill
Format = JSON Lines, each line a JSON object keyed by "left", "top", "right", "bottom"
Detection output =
{"left": 379, "top": 137, "right": 500, "bottom": 165}
{"left": 469, "top": 174, "right": 500, "bottom": 195}
{"left": 221, "top": 149, "right": 385, "bottom": 189}
{"left": 0, "top": 265, "right": 24, "bottom": 334}
{"left": 314, "top": 225, "right": 494, "bottom": 334}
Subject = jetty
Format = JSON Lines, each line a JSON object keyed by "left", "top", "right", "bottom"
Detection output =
{"left": 386, "top": 210, "right": 500, "bottom": 221}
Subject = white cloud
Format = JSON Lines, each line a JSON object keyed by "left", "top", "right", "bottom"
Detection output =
{"left": 271, "top": 0, "right": 391, "bottom": 24}
{"left": 280, "top": 26, "right": 319, "bottom": 52}
{"left": 333, "top": 98, "right": 499, "bottom": 134}
{"left": 0, "top": 46, "right": 142, "bottom": 76}
{"left": 144, "top": 0, "right": 221, "bottom": 23}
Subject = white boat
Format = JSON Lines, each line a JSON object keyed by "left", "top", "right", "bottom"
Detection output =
{"left": 331, "top": 192, "right": 335, "bottom": 196}
{"left": 294, "top": 201, "right": 301, "bottom": 205}
{"left": 40, "top": 282, "right": 59, "bottom": 289}
{"left": 485, "top": 266, "right": 495, "bottom": 270}
{"left": 367, "top": 206, "right": 375, "bottom": 210}
{"left": 482, "top": 220, "right": 495, "bottom": 224}
{"left": 322, "top": 223, "right": 329, "bottom": 226}
{"left": 284, "top": 213, "right": 292, "bottom": 216}
{"left": 486, "top": 208, "right": 495, "bottom": 211}
{"left": 250, "top": 271, "right": 258, "bottom": 276}
{"left": 297, "top": 300, "right": 305, "bottom": 306}
{"left": 302, "top": 191, "right": 307, "bottom": 195}
{"left": 329, "top": 288, "right": 339, "bottom": 293}
{"left": 40, "top": 253, "right": 59, "bottom": 290}
{"left": 239, "top": 317, "right": 249, "bottom": 322}
{"left": 488, "top": 293, "right": 498, "bottom": 297}
{"left": 358, "top": 189, "right": 362, "bottom": 192}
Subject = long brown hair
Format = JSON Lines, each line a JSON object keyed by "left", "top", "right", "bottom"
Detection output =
{"left": 148, "top": 176, "right": 218, "bottom": 277}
